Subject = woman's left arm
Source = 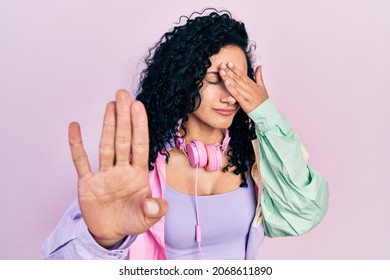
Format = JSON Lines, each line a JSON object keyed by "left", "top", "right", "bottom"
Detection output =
{"left": 219, "top": 63, "right": 329, "bottom": 237}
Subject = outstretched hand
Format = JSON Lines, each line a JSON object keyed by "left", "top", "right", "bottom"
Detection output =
{"left": 219, "top": 63, "right": 269, "bottom": 113}
{"left": 68, "top": 90, "right": 168, "bottom": 248}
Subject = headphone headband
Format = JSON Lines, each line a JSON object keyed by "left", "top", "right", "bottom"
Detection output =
{"left": 175, "top": 119, "right": 231, "bottom": 152}
{"left": 175, "top": 119, "right": 231, "bottom": 172}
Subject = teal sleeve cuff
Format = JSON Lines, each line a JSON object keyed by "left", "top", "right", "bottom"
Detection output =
{"left": 247, "top": 99, "right": 285, "bottom": 135}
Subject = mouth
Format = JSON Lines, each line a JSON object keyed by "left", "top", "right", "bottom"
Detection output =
{"left": 213, "top": 108, "right": 237, "bottom": 116}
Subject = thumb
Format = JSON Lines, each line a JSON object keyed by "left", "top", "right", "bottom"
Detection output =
{"left": 143, "top": 198, "right": 169, "bottom": 222}
{"left": 255, "top": 65, "right": 264, "bottom": 87}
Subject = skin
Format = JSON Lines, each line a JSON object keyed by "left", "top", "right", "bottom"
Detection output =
{"left": 68, "top": 45, "right": 269, "bottom": 248}
{"left": 167, "top": 45, "right": 267, "bottom": 196}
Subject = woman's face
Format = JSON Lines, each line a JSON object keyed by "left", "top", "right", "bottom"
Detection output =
{"left": 188, "top": 45, "right": 248, "bottom": 130}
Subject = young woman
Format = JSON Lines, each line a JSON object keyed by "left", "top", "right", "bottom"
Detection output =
{"left": 42, "top": 9, "right": 328, "bottom": 260}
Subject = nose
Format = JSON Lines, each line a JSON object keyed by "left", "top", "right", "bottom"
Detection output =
{"left": 220, "top": 88, "right": 237, "bottom": 106}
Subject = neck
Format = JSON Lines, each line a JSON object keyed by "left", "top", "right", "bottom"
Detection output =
{"left": 181, "top": 120, "right": 225, "bottom": 146}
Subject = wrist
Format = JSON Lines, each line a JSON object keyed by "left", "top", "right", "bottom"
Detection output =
{"left": 88, "top": 229, "right": 126, "bottom": 248}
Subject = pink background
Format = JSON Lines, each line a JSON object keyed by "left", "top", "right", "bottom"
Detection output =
{"left": 1, "top": 0, "right": 389, "bottom": 259}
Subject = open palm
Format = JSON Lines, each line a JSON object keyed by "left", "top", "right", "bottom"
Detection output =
{"left": 68, "top": 90, "right": 168, "bottom": 247}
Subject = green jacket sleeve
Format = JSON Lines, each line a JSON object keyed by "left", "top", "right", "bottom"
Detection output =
{"left": 248, "top": 99, "right": 329, "bottom": 237}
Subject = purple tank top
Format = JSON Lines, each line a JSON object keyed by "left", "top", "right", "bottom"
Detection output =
{"left": 164, "top": 177, "right": 256, "bottom": 260}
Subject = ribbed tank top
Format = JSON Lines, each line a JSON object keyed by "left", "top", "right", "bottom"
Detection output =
{"left": 164, "top": 177, "right": 256, "bottom": 260}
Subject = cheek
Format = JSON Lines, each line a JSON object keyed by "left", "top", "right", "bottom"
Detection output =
{"left": 196, "top": 89, "right": 210, "bottom": 108}
{"left": 193, "top": 95, "right": 214, "bottom": 118}
{"left": 199, "top": 86, "right": 219, "bottom": 103}
{"left": 199, "top": 82, "right": 209, "bottom": 93}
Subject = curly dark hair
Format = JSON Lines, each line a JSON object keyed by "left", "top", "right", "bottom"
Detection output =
{"left": 136, "top": 8, "right": 256, "bottom": 186}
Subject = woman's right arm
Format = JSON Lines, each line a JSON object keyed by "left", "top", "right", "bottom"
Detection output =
{"left": 41, "top": 199, "right": 137, "bottom": 260}
{"left": 42, "top": 90, "right": 168, "bottom": 259}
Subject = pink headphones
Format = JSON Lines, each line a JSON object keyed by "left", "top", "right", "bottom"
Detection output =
{"left": 175, "top": 127, "right": 231, "bottom": 172}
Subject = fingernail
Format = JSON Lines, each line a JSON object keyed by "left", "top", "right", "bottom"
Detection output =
{"left": 220, "top": 63, "right": 227, "bottom": 69}
{"left": 146, "top": 200, "right": 159, "bottom": 215}
{"left": 228, "top": 62, "right": 234, "bottom": 68}
{"left": 117, "top": 90, "right": 128, "bottom": 100}
{"left": 225, "top": 80, "right": 230, "bottom": 86}
{"left": 220, "top": 70, "right": 226, "bottom": 76}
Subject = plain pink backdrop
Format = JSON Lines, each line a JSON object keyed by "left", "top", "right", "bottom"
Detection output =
{"left": 1, "top": 0, "right": 389, "bottom": 259}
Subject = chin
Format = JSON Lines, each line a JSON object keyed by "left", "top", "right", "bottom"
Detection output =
{"left": 211, "top": 119, "right": 234, "bottom": 130}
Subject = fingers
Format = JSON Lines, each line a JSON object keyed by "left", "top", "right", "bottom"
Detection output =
{"left": 219, "top": 62, "right": 268, "bottom": 113}
{"left": 254, "top": 65, "right": 269, "bottom": 98}
{"left": 69, "top": 122, "right": 92, "bottom": 178}
{"left": 115, "top": 90, "right": 132, "bottom": 166}
{"left": 99, "top": 102, "right": 116, "bottom": 172}
{"left": 221, "top": 73, "right": 248, "bottom": 101}
{"left": 219, "top": 63, "right": 253, "bottom": 110}
{"left": 99, "top": 91, "right": 149, "bottom": 170}
{"left": 130, "top": 101, "right": 149, "bottom": 169}
{"left": 255, "top": 65, "right": 264, "bottom": 87}
{"left": 220, "top": 63, "right": 252, "bottom": 97}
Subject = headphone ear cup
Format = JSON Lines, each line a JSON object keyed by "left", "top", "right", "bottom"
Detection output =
{"left": 186, "top": 140, "right": 207, "bottom": 168}
{"left": 205, "top": 144, "right": 222, "bottom": 172}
